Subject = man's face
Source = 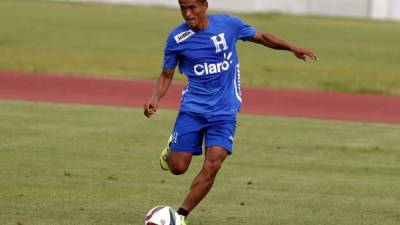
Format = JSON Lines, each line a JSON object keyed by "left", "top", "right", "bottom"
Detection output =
{"left": 178, "top": 0, "right": 208, "bottom": 30}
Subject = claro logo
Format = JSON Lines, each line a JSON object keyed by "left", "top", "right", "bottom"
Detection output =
{"left": 194, "top": 52, "right": 233, "bottom": 76}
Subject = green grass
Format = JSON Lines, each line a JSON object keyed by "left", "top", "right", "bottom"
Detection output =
{"left": 1, "top": 0, "right": 400, "bottom": 94}
{"left": 1, "top": 100, "right": 400, "bottom": 225}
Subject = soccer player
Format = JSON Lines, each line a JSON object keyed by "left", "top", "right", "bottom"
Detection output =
{"left": 144, "top": 0, "right": 318, "bottom": 224}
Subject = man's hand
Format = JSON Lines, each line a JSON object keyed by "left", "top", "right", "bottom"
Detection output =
{"left": 144, "top": 97, "right": 159, "bottom": 118}
{"left": 291, "top": 47, "right": 318, "bottom": 61}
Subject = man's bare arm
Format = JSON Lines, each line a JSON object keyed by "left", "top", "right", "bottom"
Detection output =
{"left": 249, "top": 31, "right": 318, "bottom": 61}
{"left": 144, "top": 68, "right": 175, "bottom": 118}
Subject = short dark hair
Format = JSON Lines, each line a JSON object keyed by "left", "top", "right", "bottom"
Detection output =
{"left": 179, "top": 0, "right": 207, "bottom": 4}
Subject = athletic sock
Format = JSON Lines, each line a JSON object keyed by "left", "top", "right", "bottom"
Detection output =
{"left": 177, "top": 208, "right": 189, "bottom": 217}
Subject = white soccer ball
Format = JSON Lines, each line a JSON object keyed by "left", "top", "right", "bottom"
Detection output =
{"left": 144, "top": 205, "right": 181, "bottom": 225}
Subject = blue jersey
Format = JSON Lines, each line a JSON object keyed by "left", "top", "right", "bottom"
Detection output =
{"left": 163, "top": 14, "right": 256, "bottom": 116}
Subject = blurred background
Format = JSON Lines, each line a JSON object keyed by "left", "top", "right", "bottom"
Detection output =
{"left": 70, "top": 0, "right": 400, "bottom": 20}
{"left": 2, "top": 0, "right": 400, "bottom": 94}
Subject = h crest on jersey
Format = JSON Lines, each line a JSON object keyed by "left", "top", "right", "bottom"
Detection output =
{"left": 211, "top": 33, "right": 228, "bottom": 53}
{"left": 193, "top": 33, "right": 232, "bottom": 76}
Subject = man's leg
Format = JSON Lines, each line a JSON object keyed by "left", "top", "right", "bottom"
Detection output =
{"left": 179, "top": 146, "right": 228, "bottom": 213}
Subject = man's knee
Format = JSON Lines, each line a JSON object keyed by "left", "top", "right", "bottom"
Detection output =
{"left": 202, "top": 159, "right": 224, "bottom": 180}
{"left": 168, "top": 151, "right": 192, "bottom": 175}
{"left": 170, "top": 163, "right": 189, "bottom": 175}
{"left": 202, "top": 146, "right": 228, "bottom": 177}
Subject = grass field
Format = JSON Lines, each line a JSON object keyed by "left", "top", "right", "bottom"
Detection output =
{"left": 1, "top": 100, "right": 399, "bottom": 225}
{"left": 1, "top": 0, "right": 400, "bottom": 94}
{"left": 1, "top": 1, "right": 400, "bottom": 225}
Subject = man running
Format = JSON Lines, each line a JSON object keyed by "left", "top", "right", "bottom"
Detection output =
{"left": 144, "top": 0, "right": 318, "bottom": 224}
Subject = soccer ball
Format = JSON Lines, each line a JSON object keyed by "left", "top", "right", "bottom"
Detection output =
{"left": 144, "top": 205, "right": 181, "bottom": 225}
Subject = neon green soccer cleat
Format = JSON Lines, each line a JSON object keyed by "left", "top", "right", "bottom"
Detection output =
{"left": 179, "top": 215, "right": 188, "bottom": 225}
{"left": 160, "top": 135, "right": 172, "bottom": 171}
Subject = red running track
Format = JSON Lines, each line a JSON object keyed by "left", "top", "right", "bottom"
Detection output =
{"left": 1, "top": 71, "right": 400, "bottom": 124}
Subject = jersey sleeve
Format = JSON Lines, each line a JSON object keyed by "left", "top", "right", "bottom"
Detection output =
{"left": 163, "top": 33, "right": 179, "bottom": 69}
{"left": 230, "top": 15, "right": 257, "bottom": 41}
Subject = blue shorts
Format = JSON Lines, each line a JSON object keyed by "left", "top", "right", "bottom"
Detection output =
{"left": 169, "top": 111, "right": 237, "bottom": 155}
